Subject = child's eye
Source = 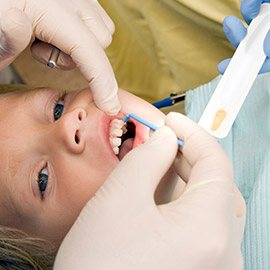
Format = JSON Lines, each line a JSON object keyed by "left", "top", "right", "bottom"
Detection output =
{"left": 54, "top": 100, "right": 65, "bottom": 121}
{"left": 53, "top": 92, "right": 66, "bottom": 121}
{"left": 38, "top": 167, "right": 48, "bottom": 195}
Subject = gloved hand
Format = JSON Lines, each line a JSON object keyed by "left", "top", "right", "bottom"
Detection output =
{"left": 0, "top": 0, "right": 120, "bottom": 114}
{"left": 54, "top": 112, "right": 245, "bottom": 270}
{"left": 218, "top": 0, "right": 270, "bottom": 74}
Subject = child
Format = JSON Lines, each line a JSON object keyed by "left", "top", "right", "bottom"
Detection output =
{"left": 0, "top": 84, "right": 183, "bottom": 250}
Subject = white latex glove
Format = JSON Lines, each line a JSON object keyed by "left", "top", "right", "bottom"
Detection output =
{"left": 0, "top": 0, "right": 120, "bottom": 114}
{"left": 54, "top": 112, "right": 245, "bottom": 270}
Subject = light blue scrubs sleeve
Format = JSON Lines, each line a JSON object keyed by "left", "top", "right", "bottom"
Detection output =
{"left": 185, "top": 74, "right": 270, "bottom": 270}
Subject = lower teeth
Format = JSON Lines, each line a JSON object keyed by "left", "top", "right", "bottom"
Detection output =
{"left": 113, "top": 146, "right": 119, "bottom": 155}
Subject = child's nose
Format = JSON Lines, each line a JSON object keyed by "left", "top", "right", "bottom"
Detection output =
{"left": 55, "top": 108, "right": 87, "bottom": 154}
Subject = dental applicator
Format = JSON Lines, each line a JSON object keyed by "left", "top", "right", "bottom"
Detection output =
{"left": 123, "top": 113, "right": 184, "bottom": 148}
{"left": 199, "top": 3, "right": 270, "bottom": 138}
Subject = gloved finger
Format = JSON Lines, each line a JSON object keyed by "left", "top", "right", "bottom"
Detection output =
{"left": 240, "top": 0, "right": 270, "bottom": 24}
{"left": 263, "top": 28, "right": 270, "bottom": 56}
{"left": 173, "top": 153, "right": 192, "bottom": 183}
{"left": 104, "top": 126, "right": 178, "bottom": 203}
{"left": 258, "top": 27, "right": 270, "bottom": 73}
{"left": 79, "top": 6, "right": 112, "bottom": 49}
{"left": 0, "top": 8, "right": 32, "bottom": 70}
{"left": 165, "top": 112, "right": 233, "bottom": 187}
{"left": 31, "top": 41, "right": 76, "bottom": 70}
{"left": 260, "top": 57, "right": 270, "bottom": 73}
{"left": 223, "top": 16, "right": 247, "bottom": 48}
{"left": 218, "top": 58, "right": 231, "bottom": 74}
{"left": 32, "top": 1, "right": 120, "bottom": 114}
{"left": 93, "top": 1, "right": 115, "bottom": 34}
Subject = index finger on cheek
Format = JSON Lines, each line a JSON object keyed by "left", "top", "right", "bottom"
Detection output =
{"left": 33, "top": 2, "right": 120, "bottom": 114}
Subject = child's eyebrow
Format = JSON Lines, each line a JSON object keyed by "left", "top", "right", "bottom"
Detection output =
{"left": 25, "top": 88, "right": 59, "bottom": 122}
{"left": 24, "top": 88, "right": 52, "bottom": 103}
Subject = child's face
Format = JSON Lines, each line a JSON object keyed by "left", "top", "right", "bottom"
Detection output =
{"left": 0, "top": 87, "right": 164, "bottom": 245}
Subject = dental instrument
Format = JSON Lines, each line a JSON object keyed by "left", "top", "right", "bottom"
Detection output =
{"left": 123, "top": 113, "right": 184, "bottom": 147}
{"left": 47, "top": 47, "right": 60, "bottom": 68}
{"left": 199, "top": 3, "right": 270, "bottom": 138}
{"left": 152, "top": 93, "right": 186, "bottom": 109}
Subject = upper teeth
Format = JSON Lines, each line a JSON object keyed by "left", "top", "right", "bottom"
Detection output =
{"left": 109, "top": 119, "right": 127, "bottom": 155}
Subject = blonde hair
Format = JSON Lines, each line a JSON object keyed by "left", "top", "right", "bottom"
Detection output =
{"left": 0, "top": 84, "right": 36, "bottom": 94}
{"left": 0, "top": 226, "right": 56, "bottom": 270}
{"left": 0, "top": 84, "right": 57, "bottom": 269}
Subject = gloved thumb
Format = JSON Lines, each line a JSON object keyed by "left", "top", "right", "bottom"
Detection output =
{"left": 165, "top": 113, "right": 245, "bottom": 239}
{"left": 165, "top": 112, "right": 232, "bottom": 187}
{"left": 218, "top": 58, "right": 231, "bottom": 74}
{"left": 99, "top": 125, "right": 178, "bottom": 205}
{"left": 0, "top": 8, "right": 32, "bottom": 70}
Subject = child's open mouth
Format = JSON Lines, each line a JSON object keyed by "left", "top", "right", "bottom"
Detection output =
{"left": 109, "top": 118, "right": 149, "bottom": 160}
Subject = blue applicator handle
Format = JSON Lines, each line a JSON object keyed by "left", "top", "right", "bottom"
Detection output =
{"left": 152, "top": 97, "right": 174, "bottom": 109}
{"left": 152, "top": 93, "right": 185, "bottom": 109}
{"left": 123, "top": 113, "right": 184, "bottom": 147}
